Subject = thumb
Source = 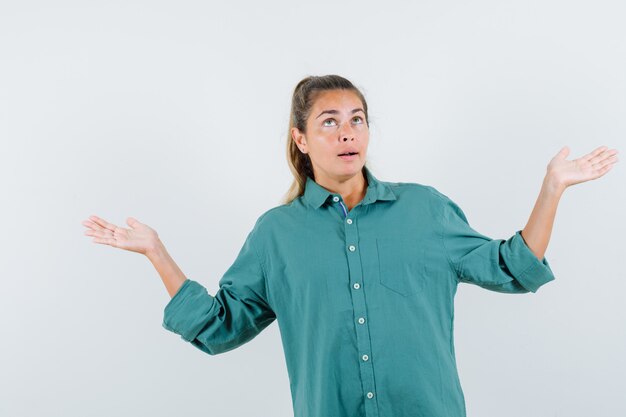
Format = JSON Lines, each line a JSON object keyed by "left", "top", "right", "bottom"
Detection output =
{"left": 556, "top": 146, "right": 570, "bottom": 159}
{"left": 126, "top": 217, "right": 140, "bottom": 229}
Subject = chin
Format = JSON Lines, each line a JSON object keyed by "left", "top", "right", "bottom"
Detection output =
{"left": 338, "top": 163, "right": 364, "bottom": 177}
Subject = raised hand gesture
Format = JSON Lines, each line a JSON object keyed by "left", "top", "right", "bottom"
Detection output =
{"left": 521, "top": 144, "right": 619, "bottom": 260}
{"left": 82, "top": 215, "right": 160, "bottom": 256}
{"left": 546, "top": 145, "right": 619, "bottom": 191}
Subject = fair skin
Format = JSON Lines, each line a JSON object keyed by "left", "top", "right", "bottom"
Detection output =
{"left": 291, "top": 89, "right": 370, "bottom": 211}
{"left": 81, "top": 88, "right": 619, "bottom": 297}
{"left": 520, "top": 145, "right": 618, "bottom": 259}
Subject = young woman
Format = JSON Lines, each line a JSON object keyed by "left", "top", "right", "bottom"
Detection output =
{"left": 82, "top": 75, "right": 618, "bottom": 417}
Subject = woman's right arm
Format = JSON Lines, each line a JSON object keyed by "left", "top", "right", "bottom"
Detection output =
{"left": 83, "top": 213, "right": 276, "bottom": 355}
{"left": 82, "top": 215, "right": 185, "bottom": 297}
{"left": 146, "top": 241, "right": 187, "bottom": 298}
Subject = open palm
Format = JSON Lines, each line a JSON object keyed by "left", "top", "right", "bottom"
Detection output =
{"left": 82, "top": 215, "right": 159, "bottom": 255}
{"left": 547, "top": 145, "right": 619, "bottom": 189}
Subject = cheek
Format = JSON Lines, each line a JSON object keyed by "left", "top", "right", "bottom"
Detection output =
{"left": 306, "top": 138, "right": 334, "bottom": 158}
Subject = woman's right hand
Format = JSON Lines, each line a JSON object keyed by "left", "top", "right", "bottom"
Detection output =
{"left": 82, "top": 215, "right": 160, "bottom": 256}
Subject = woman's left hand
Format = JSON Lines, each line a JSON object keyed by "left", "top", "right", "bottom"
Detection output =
{"left": 545, "top": 145, "right": 619, "bottom": 192}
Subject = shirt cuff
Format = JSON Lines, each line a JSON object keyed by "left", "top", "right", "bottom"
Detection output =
{"left": 162, "top": 278, "right": 217, "bottom": 342}
{"left": 500, "top": 230, "right": 556, "bottom": 293}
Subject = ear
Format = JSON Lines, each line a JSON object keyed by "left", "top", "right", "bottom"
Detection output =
{"left": 291, "top": 127, "right": 307, "bottom": 153}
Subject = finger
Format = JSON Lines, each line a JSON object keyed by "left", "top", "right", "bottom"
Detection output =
{"left": 82, "top": 219, "right": 97, "bottom": 229}
{"left": 84, "top": 222, "right": 114, "bottom": 236}
{"left": 91, "top": 236, "right": 117, "bottom": 246}
{"left": 555, "top": 146, "right": 570, "bottom": 159}
{"left": 589, "top": 149, "right": 619, "bottom": 165}
{"left": 582, "top": 145, "right": 608, "bottom": 161}
{"left": 592, "top": 159, "right": 617, "bottom": 178}
{"left": 84, "top": 227, "right": 111, "bottom": 240}
{"left": 82, "top": 219, "right": 110, "bottom": 233}
{"left": 597, "top": 154, "right": 619, "bottom": 166}
{"left": 84, "top": 228, "right": 114, "bottom": 239}
{"left": 594, "top": 162, "right": 615, "bottom": 179}
{"left": 89, "top": 215, "right": 117, "bottom": 233}
{"left": 127, "top": 217, "right": 140, "bottom": 229}
{"left": 592, "top": 156, "right": 618, "bottom": 170}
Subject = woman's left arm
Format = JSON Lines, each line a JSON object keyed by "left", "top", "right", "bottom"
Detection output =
{"left": 521, "top": 145, "right": 619, "bottom": 260}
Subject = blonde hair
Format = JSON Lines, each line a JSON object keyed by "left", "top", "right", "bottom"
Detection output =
{"left": 281, "top": 75, "right": 370, "bottom": 205}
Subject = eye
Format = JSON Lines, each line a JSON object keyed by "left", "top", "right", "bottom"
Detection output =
{"left": 323, "top": 118, "right": 337, "bottom": 127}
{"left": 352, "top": 116, "right": 364, "bottom": 124}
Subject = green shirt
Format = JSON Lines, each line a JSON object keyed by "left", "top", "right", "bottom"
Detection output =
{"left": 162, "top": 165, "right": 555, "bottom": 417}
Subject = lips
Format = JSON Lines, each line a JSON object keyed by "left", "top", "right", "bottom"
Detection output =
{"left": 338, "top": 149, "right": 359, "bottom": 156}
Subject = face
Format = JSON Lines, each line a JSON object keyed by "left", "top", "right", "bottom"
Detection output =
{"left": 292, "top": 89, "right": 369, "bottom": 183}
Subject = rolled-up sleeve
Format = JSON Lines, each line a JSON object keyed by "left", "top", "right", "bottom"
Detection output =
{"left": 438, "top": 193, "right": 555, "bottom": 293}
{"left": 162, "top": 226, "right": 276, "bottom": 355}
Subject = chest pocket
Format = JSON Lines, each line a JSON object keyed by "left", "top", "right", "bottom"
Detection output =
{"left": 376, "top": 237, "right": 427, "bottom": 297}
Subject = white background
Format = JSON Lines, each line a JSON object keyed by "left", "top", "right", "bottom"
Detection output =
{"left": 1, "top": 1, "right": 624, "bottom": 416}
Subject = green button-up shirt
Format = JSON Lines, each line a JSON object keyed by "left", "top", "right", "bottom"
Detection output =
{"left": 163, "top": 165, "right": 555, "bottom": 417}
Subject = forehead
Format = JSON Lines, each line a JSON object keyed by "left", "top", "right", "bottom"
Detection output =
{"left": 311, "top": 89, "right": 363, "bottom": 112}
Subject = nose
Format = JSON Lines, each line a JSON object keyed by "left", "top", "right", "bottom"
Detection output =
{"left": 338, "top": 120, "right": 355, "bottom": 141}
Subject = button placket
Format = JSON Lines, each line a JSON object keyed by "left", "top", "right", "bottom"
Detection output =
{"left": 344, "top": 207, "right": 379, "bottom": 417}
{"left": 331, "top": 194, "right": 349, "bottom": 218}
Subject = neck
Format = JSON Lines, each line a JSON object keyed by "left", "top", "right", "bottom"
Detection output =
{"left": 315, "top": 168, "right": 368, "bottom": 211}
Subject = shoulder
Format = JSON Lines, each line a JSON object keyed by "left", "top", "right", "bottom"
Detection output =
{"left": 384, "top": 179, "right": 467, "bottom": 219}
{"left": 255, "top": 204, "right": 290, "bottom": 226}
{"left": 384, "top": 179, "right": 452, "bottom": 205}
{"left": 246, "top": 200, "right": 301, "bottom": 238}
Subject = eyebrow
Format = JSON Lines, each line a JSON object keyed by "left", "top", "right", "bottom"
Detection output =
{"left": 316, "top": 108, "right": 365, "bottom": 119}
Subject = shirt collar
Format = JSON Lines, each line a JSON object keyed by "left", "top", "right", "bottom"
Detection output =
{"left": 303, "top": 165, "right": 397, "bottom": 209}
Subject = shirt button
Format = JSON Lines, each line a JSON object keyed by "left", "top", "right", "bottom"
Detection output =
{"left": 367, "top": 392, "right": 374, "bottom": 399}
{"left": 348, "top": 245, "right": 356, "bottom": 252}
{"left": 358, "top": 317, "right": 365, "bottom": 324}
{"left": 362, "top": 354, "right": 369, "bottom": 361}
{"left": 346, "top": 218, "right": 353, "bottom": 224}
{"left": 332, "top": 196, "right": 339, "bottom": 202}
{"left": 353, "top": 283, "right": 361, "bottom": 290}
